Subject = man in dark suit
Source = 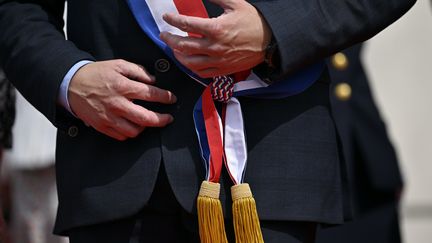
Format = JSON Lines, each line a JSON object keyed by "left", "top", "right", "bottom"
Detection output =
{"left": 0, "top": 0, "right": 415, "bottom": 242}
{"left": 315, "top": 44, "right": 404, "bottom": 243}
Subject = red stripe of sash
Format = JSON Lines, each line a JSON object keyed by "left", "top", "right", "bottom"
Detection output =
{"left": 202, "top": 86, "right": 224, "bottom": 182}
{"left": 173, "top": 0, "right": 209, "bottom": 38}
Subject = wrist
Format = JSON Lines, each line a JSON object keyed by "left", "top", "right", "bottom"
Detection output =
{"left": 254, "top": 6, "right": 275, "bottom": 65}
{"left": 59, "top": 60, "right": 93, "bottom": 116}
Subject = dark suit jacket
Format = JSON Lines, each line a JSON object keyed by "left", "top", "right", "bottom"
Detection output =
{"left": 0, "top": 0, "right": 415, "bottom": 235}
{"left": 329, "top": 45, "right": 403, "bottom": 206}
{"left": 317, "top": 44, "right": 403, "bottom": 243}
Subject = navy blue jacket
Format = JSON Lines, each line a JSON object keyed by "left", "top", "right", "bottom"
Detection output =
{"left": 329, "top": 45, "right": 403, "bottom": 201}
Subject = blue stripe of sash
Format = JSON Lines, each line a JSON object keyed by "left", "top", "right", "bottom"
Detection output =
{"left": 193, "top": 97, "right": 211, "bottom": 179}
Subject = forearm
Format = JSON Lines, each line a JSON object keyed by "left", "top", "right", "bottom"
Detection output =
{"left": 0, "top": 1, "right": 94, "bottom": 125}
{"left": 251, "top": 0, "right": 416, "bottom": 80}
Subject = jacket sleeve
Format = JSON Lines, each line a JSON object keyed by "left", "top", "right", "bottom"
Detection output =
{"left": 251, "top": 0, "right": 416, "bottom": 81}
{"left": 0, "top": 0, "right": 95, "bottom": 126}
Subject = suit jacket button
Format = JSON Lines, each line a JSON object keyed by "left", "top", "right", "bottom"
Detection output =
{"left": 332, "top": 52, "right": 349, "bottom": 70}
{"left": 68, "top": 126, "right": 79, "bottom": 137}
{"left": 155, "top": 59, "right": 170, "bottom": 73}
{"left": 334, "top": 82, "right": 352, "bottom": 101}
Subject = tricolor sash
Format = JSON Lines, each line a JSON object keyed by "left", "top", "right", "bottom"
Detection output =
{"left": 127, "top": 0, "right": 324, "bottom": 183}
{"left": 126, "top": 0, "right": 325, "bottom": 242}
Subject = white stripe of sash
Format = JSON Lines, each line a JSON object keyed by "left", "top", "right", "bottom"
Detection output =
{"left": 224, "top": 98, "right": 247, "bottom": 184}
{"left": 145, "top": 0, "right": 188, "bottom": 37}
{"left": 234, "top": 72, "right": 269, "bottom": 92}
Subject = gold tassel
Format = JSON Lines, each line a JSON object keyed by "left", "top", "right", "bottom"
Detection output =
{"left": 231, "top": 183, "right": 264, "bottom": 243}
{"left": 197, "top": 181, "right": 228, "bottom": 243}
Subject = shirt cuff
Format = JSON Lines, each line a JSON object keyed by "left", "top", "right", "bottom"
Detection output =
{"left": 58, "top": 60, "right": 93, "bottom": 115}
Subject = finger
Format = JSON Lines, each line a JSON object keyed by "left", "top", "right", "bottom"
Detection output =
{"left": 108, "top": 117, "right": 145, "bottom": 138}
{"left": 160, "top": 32, "right": 210, "bottom": 55}
{"left": 101, "top": 126, "right": 128, "bottom": 141}
{"left": 124, "top": 81, "right": 177, "bottom": 104}
{"left": 163, "top": 13, "right": 216, "bottom": 37}
{"left": 88, "top": 114, "right": 129, "bottom": 141}
{"left": 173, "top": 51, "right": 218, "bottom": 70}
{"left": 113, "top": 59, "right": 155, "bottom": 84}
{"left": 123, "top": 103, "right": 174, "bottom": 128}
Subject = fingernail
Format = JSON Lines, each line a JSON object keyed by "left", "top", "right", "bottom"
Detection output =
{"left": 169, "top": 115, "right": 174, "bottom": 123}
{"left": 171, "top": 93, "right": 178, "bottom": 103}
{"left": 149, "top": 75, "right": 156, "bottom": 82}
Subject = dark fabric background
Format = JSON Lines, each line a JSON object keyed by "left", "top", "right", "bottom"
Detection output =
{"left": 0, "top": 68, "right": 15, "bottom": 148}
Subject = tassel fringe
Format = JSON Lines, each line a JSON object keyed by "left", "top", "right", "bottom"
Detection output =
{"left": 197, "top": 181, "right": 228, "bottom": 243}
{"left": 231, "top": 183, "right": 264, "bottom": 243}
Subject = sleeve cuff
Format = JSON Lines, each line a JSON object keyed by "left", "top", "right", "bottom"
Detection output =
{"left": 58, "top": 60, "right": 93, "bottom": 115}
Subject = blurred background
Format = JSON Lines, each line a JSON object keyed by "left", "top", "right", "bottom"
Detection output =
{"left": 363, "top": 1, "right": 432, "bottom": 242}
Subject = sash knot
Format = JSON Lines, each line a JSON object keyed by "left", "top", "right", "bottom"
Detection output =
{"left": 211, "top": 76, "right": 235, "bottom": 103}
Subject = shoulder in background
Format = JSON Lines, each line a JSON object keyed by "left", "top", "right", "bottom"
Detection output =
{"left": 0, "top": 68, "right": 15, "bottom": 149}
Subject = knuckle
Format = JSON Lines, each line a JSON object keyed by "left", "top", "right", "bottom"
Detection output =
{"left": 114, "top": 59, "right": 129, "bottom": 71}
{"left": 210, "top": 45, "right": 225, "bottom": 55}
{"left": 97, "top": 113, "right": 111, "bottom": 126}
{"left": 116, "top": 59, "right": 127, "bottom": 66}
{"left": 178, "top": 40, "right": 186, "bottom": 50}
{"left": 180, "top": 18, "right": 190, "bottom": 31}
{"left": 112, "top": 77, "right": 127, "bottom": 91}
{"left": 110, "top": 101, "right": 124, "bottom": 114}
{"left": 138, "top": 84, "right": 149, "bottom": 97}
{"left": 136, "top": 112, "right": 149, "bottom": 125}
{"left": 136, "top": 64, "right": 146, "bottom": 75}
{"left": 210, "top": 22, "right": 225, "bottom": 37}
{"left": 147, "top": 86, "right": 158, "bottom": 99}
